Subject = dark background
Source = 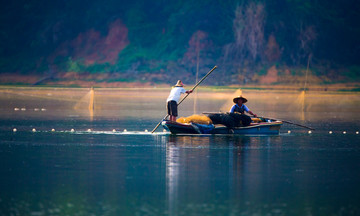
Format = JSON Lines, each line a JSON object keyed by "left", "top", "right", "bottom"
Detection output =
{"left": 1, "top": 0, "right": 359, "bottom": 85}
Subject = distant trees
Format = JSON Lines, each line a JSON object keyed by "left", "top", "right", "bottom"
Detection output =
{"left": 223, "top": 2, "right": 265, "bottom": 65}
{"left": 264, "top": 34, "right": 281, "bottom": 63}
{"left": 223, "top": 0, "right": 320, "bottom": 68}
{"left": 183, "top": 30, "right": 213, "bottom": 75}
{"left": 0, "top": 0, "right": 359, "bottom": 83}
{"left": 296, "top": 24, "right": 317, "bottom": 65}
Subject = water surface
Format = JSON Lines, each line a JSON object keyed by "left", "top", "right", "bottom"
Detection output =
{"left": 0, "top": 87, "right": 359, "bottom": 215}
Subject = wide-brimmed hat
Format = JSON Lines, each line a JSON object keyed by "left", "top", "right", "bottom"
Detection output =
{"left": 233, "top": 96, "right": 247, "bottom": 103}
{"left": 174, "top": 80, "right": 184, "bottom": 87}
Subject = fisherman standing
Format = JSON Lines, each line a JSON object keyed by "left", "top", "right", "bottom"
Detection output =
{"left": 167, "top": 80, "right": 193, "bottom": 122}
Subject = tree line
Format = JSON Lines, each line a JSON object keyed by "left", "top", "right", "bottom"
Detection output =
{"left": 0, "top": 0, "right": 359, "bottom": 84}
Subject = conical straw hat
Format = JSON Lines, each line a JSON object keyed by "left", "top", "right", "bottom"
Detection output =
{"left": 174, "top": 80, "right": 184, "bottom": 87}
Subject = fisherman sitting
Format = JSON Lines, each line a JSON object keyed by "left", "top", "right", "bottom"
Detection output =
{"left": 229, "top": 96, "right": 257, "bottom": 117}
{"left": 227, "top": 96, "right": 256, "bottom": 127}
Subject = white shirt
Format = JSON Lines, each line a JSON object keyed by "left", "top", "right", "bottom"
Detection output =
{"left": 167, "top": 87, "right": 186, "bottom": 103}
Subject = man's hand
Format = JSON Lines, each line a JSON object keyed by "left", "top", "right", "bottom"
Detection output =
{"left": 249, "top": 111, "right": 257, "bottom": 117}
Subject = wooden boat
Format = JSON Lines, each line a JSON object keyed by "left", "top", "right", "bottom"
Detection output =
{"left": 161, "top": 117, "right": 283, "bottom": 135}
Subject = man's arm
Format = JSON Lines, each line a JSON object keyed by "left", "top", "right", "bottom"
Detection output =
{"left": 248, "top": 110, "right": 257, "bottom": 117}
{"left": 229, "top": 105, "right": 235, "bottom": 113}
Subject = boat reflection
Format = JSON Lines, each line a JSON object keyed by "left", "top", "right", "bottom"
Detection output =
{"left": 164, "top": 135, "right": 275, "bottom": 214}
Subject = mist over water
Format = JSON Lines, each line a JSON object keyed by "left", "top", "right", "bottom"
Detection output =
{"left": 0, "top": 87, "right": 360, "bottom": 215}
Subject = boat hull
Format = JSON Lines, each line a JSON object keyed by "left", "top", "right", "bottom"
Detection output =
{"left": 162, "top": 120, "right": 282, "bottom": 135}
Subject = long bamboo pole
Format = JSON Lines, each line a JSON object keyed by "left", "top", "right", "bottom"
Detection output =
{"left": 260, "top": 116, "right": 315, "bottom": 130}
{"left": 151, "top": 65, "right": 217, "bottom": 133}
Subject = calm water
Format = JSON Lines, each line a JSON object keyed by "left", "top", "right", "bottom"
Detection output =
{"left": 0, "top": 87, "right": 360, "bottom": 216}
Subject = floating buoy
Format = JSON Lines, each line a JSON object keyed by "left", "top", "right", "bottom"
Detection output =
{"left": 70, "top": 129, "right": 75, "bottom": 132}
{"left": 41, "top": 108, "right": 46, "bottom": 111}
{"left": 308, "top": 131, "right": 312, "bottom": 134}
{"left": 13, "top": 128, "right": 17, "bottom": 132}
{"left": 21, "top": 108, "right": 26, "bottom": 111}
{"left": 145, "top": 129, "right": 148, "bottom": 132}
{"left": 329, "top": 131, "right": 333, "bottom": 134}
{"left": 32, "top": 128, "right": 36, "bottom": 132}
{"left": 51, "top": 129, "right": 55, "bottom": 132}
{"left": 356, "top": 131, "right": 359, "bottom": 134}
{"left": 34, "top": 108, "right": 40, "bottom": 111}
{"left": 123, "top": 129, "right": 127, "bottom": 132}
{"left": 287, "top": 130, "right": 291, "bottom": 134}
{"left": 14, "top": 108, "right": 19, "bottom": 111}
{"left": 87, "top": 129, "right": 91, "bottom": 132}
{"left": 112, "top": 129, "right": 116, "bottom": 132}
{"left": 343, "top": 131, "right": 347, "bottom": 134}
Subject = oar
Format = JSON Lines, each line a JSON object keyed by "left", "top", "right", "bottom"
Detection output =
{"left": 151, "top": 65, "right": 217, "bottom": 133}
{"left": 260, "top": 116, "right": 315, "bottom": 130}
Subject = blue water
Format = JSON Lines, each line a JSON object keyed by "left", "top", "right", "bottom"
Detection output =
{"left": 1, "top": 118, "right": 360, "bottom": 216}
{"left": 1, "top": 89, "right": 360, "bottom": 215}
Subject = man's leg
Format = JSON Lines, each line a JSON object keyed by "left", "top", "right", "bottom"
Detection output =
{"left": 172, "top": 102, "right": 178, "bottom": 122}
{"left": 169, "top": 101, "right": 178, "bottom": 122}
{"left": 167, "top": 101, "right": 173, "bottom": 121}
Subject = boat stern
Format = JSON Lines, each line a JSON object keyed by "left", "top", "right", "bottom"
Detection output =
{"left": 161, "top": 120, "right": 199, "bottom": 134}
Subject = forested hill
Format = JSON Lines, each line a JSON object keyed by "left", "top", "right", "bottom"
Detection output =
{"left": 1, "top": 0, "right": 360, "bottom": 85}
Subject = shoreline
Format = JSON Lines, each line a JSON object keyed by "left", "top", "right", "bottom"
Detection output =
{"left": 0, "top": 83, "right": 359, "bottom": 92}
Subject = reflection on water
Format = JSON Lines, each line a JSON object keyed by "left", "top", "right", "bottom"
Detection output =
{"left": 166, "top": 140, "right": 180, "bottom": 215}
{"left": 0, "top": 131, "right": 360, "bottom": 215}
{"left": 0, "top": 87, "right": 360, "bottom": 215}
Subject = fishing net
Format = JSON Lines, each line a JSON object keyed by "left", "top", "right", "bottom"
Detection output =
{"left": 177, "top": 115, "right": 213, "bottom": 125}
{"left": 251, "top": 117, "right": 262, "bottom": 123}
{"left": 229, "top": 113, "right": 252, "bottom": 127}
{"left": 220, "top": 89, "right": 242, "bottom": 112}
{"left": 208, "top": 113, "right": 252, "bottom": 128}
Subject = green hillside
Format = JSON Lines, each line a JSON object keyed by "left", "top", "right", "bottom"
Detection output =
{"left": 1, "top": 0, "right": 359, "bottom": 85}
